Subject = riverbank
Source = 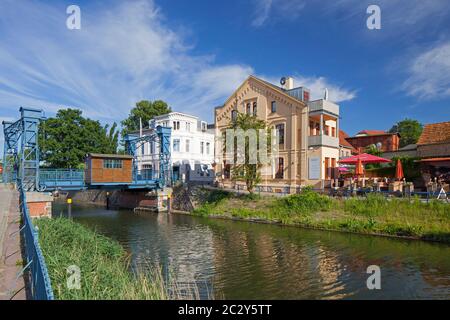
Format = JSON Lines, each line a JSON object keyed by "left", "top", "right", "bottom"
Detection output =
{"left": 189, "top": 188, "right": 450, "bottom": 243}
{"left": 36, "top": 218, "right": 196, "bottom": 300}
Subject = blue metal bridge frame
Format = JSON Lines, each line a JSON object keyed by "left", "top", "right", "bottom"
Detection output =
{"left": 2, "top": 108, "right": 172, "bottom": 192}
{"left": 2, "top": 107, "right": 44, "bottom": 191}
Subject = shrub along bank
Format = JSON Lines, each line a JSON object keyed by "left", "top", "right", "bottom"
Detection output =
{"left": 192, "top": 188, "right": 450, "bottom": 243}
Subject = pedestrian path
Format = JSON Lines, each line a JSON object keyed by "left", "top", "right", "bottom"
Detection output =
{"left": 0, "top": 184, "right": 26, "bottom": 300}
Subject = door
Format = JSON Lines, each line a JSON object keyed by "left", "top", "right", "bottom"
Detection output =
{"left": 173, "top": 166, "right": 180, "bottom": 182}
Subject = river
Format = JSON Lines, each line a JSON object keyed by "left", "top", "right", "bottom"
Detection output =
{"left": 53, "top": 203, "right": 450, "bottom": 299}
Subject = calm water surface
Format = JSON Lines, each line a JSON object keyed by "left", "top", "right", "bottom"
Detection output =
{"left": 54, "top": 203, "right": 450, "bottom": 299}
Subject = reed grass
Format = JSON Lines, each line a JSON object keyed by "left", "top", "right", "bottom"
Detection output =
{"left": 36, "top": 218, "right": 205, "bottom": 300}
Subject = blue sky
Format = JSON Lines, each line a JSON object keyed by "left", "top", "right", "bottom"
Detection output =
{"left": 1, "top": 0, "right": 450, "bottom": 153}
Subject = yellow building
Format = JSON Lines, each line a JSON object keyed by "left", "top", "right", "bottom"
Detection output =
{"left": 214, "top": 75, "right": 340, "bottom": 191}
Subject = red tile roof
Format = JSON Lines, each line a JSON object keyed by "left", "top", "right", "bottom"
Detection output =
{"left": 339, "top": 130, "right": 356, "bottom": 150}
{"left": 417, "top": 121, "right": 450, "bottom": 145}
{"left": 357, "top": 130, "right": 386, "bottom": 136}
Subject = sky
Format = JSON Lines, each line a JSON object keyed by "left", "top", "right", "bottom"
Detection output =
{"left": 1, "top": 0, "right": 450, "bottom": 155}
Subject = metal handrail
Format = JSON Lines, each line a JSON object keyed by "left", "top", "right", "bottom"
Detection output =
{"left": 17, "top": 179, "right": 54, "bottom": 300}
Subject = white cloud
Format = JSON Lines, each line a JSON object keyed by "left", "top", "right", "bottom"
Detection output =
{"left": 251, "top": 0, "right": 305, "bottom": 27}
{"left": 402, "top": 42, "right": 450, "bottom": 100}
{"left": 0, "top": 0, "right": 355, "bottom": 138}
{"left": 0, "top": 0, "right": 252, "bottom": 123}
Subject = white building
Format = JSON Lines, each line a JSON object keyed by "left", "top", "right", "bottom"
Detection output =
{"left": 137, "top": 112, "right": 215, "bottom": 183}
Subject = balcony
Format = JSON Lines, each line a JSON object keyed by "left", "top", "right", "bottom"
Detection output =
{"left": 308, "top": 135, "right": 339, "bottom": 148}
{"left": 308, "top": 99, "right": 339, "bottom": 116}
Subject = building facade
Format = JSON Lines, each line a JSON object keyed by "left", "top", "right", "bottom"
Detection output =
{"left": 214, "top": 75, "right": 340, "bottom": 190}
{"left": 345, "top": 130, "right": 400, "bottom": 154}
{"left": 137, "top": 112, "right": 215, "bottom": 183}
{"left": 416, "top": 121, "right": 450, "bottom": 185}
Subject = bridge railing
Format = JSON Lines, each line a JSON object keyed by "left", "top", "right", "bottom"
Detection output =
{"left": 40, "top": 169, "right": 84, "bottom": 182}
{"left": 39, "top": 169, "right": 85, "bottom": 190}
{"left": 17, "top": 179, "right": 54, "bottom": 300}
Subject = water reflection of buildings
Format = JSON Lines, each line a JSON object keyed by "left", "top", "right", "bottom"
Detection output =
{"left": 127, "top": 213, "right": 216, "bottom": 292}
{"left": 208, "top": 223, "right": 352, "bottom": 299}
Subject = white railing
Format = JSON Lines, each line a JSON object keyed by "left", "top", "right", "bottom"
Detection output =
{"left": 308, "top": 135, "right": 339, "bottom": 148}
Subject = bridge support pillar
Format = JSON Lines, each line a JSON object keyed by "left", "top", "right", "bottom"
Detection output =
{"left": 157, "top": 187, "right": 173, "bottom": 212}
{"left": 26, "top": 192, "right": 53, "bottom": 218}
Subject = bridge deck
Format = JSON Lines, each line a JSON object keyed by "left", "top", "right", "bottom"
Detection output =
{"left": 39, "top": 169, "right": 162, "bottom": 191}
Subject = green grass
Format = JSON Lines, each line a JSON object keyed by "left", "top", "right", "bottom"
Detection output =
{"left": 36, "top": 218, "right": 201, "bottom": 300}
{"left": 192, "top": 189, "right": 450, "bottom": 243}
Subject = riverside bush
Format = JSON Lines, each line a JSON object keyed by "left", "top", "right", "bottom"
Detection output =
{"left": 276, "top": 188, "right": 334, "bottom": 214}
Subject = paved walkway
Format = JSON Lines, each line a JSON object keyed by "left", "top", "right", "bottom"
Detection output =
{"left": 0, "top": 184, "right": 26, "bottom": 300}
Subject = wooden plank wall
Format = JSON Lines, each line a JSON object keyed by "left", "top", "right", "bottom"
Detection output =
{"left": 86, "top": 157, "right": 133, "bottom": 184}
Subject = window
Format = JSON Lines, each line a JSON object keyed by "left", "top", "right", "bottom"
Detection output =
{"left": 201, "top": 122, "right": 207, "bottom": 132}
{"left": 252, "top": 102, "right": 257, "bottom": 116}
{"left": 173, "top": 139, "right": 180, "bottom": 152}
{"left": 332, "top": 127, "right": 336, "bottom": 137}
{"left": 224, "top": 162, "right": 231, "bottom": 179}
{"left": 325, "top": 157, "right": 330, "bottom": 179}
{"left": 271, "top": 101, "right": 277, "bottom": 113}
{"left": 275, "top": 124, "right": 285, "bottom": 145}
{"left": 206, "top": 142, "right": 210, "bottom": 155}
{"left": 275, "top": 157, "right": 284, "bottom": 179}
{"left": 246, "top": 103, "right": 251, "bottom": 115}
{"left": 141, "top": 143, "right": 145, "bottom": 155}
{"left": 103, "top": 159, "right": 123, "bottom": 169}
{"left": 200, "top": 141, "right": 204, "bottom": 154}
{"left": 231, "top": 110, "right": 237, "bottom": 122}
{"left": 186, "top": 122, "right": 191, "bottom": 132}
{"left": 325, "top": 125, "right": 329, "bottom": 136}
{"left": 173, "top": 121, "right": 180, "bottom": 130}
{"left": 186, "top": 139, "right": 190, "bottom": 152}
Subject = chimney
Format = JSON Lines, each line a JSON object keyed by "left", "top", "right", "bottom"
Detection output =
{"left": 286, "top": 77, "right": 294, "bottom": 90}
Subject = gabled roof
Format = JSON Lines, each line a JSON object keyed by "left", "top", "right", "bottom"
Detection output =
{"left": 339, "top": 130, "right": 354, "bottom": 149}
{"left": 222, "top": 75, "right": 307, "bottom": 108}
{"left": 417, "top": 121, "right": 450, "bottom": 145}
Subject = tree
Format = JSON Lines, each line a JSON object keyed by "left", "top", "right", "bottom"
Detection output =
{"left": 227, "top": 112, "right": 269, "bottom": 194}
{"left": 121, "top": 100, "right": 172, "bottom": 137}
{"left": 389, "top": 118, "right": 423, "bottom": 148}
{"left": 39, "top": 109, "right": 119, "bottom": 168}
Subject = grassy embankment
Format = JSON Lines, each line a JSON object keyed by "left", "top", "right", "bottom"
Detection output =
{"left": 192, "top": 188, "right": 450, "bottom": 243}
{"left": 36, "top": 218, "right": 197, "bottom": 300}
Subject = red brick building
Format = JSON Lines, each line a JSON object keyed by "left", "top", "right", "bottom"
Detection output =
{"left": 345, "top": 130, "right": 400, "bottom": 154}
{"left": 416, "top": 121, "right": 450, "bottom": 185}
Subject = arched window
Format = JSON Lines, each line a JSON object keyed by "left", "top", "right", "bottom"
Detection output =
{"left": 231, "top": 110, "right": 237, "bottom": 122}
{"left": 252, "top": 102, "right": 257, "bottom": 116}
{"left": 246, "top": 103, "right": 251, "bottom": 115}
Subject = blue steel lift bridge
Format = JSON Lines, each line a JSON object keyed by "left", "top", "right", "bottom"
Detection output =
{"left": 2, "top": 107, "right": 171, "bottom": 192}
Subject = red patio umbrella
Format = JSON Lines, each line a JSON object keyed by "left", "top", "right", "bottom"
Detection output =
{"left": 339, "top": 153, "right": 391, "bottom": 165}
{"left": 395, "top": 158, "right": 404, "bottom": 181}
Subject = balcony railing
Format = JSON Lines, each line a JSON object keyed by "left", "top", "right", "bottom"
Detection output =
{"left": 308, "top": 135, "right": 339, "bottom": 148}
{"left": 308, "top": 99, "right": 339, "bottom": 116}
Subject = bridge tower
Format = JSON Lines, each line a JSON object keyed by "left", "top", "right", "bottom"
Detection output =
{"left": 2, "top": 107, "right": 45, "bottom": 191}
{"left": 123, "top": 125, "right": 171, "bottom": 188}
